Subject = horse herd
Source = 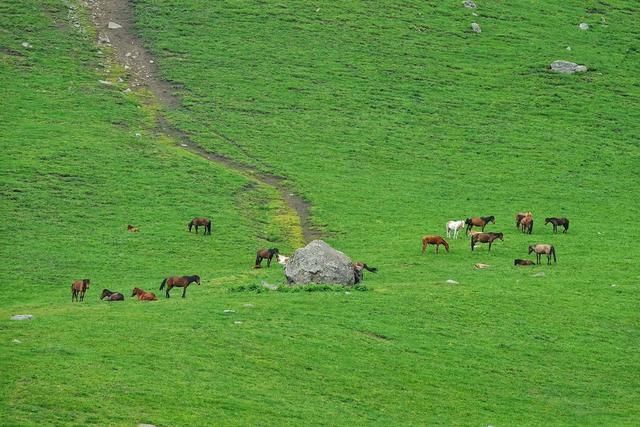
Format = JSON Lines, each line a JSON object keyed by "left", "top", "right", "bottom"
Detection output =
{"left": 422, "top": 212, "right": 569, "bottom": 266}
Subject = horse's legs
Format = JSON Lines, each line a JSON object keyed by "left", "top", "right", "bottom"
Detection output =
{"left": 435, "top": 244, "right": 439, "bottom": 254}
{"left": 166, "top": 285, "right": 171, "bottom": 298}
{"left": 267, "top": 256, "right": 272, "bottom": 267}
{"left": 488, "top": 241, "right": 492, "bottom": 252}
{"left": 182, "top": 286, "right": 187, "bottom": 298}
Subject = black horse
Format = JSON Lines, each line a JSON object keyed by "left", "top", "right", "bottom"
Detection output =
{"left": 100, "top": 289, "right": 124, "bottom": 301}
{"left": 545, "top": 217, "right": 569, "bottom": 233}
{"left": 254, "top": 248, "right": 279, "bottom": 268}
{"left": 188, "top": 217, "right": 212, "bottom": 235}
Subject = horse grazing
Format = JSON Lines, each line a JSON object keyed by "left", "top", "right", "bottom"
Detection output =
{"left": 254, "top": 248, "right": 279, "bottom": 268}
{"left": 465, "top": 216, "right": 495, "bottom": 234}
{"left": 515, "top": 212, "right": 532, "bottom": 228}
{"left": 188, "top": 217, "right": 212, "bottom": 235}
{"left": 100, "top": 289, "right": 124, "bottom": 301}
{"left": 514, "top": 259, "right": 535, "bottom": 266}
{"left": 159, "top": 275, "right": 201, "bottom": 298}
{"left": 127, "top": 224, "right": 139, "bottom": 232}
{"left": 421, "top": 235, "right": 450, "bottom": 254}
{"left": 277, "top": 254, "right": 289, "bottom": 265}
{"left": 71, "top": 279, "right": 90, "bottom": 302}
{"left": 131, "top": 287, "right": 157, "bottom": 301}
{"left": 471, "top": 232, "right": 503, "bottom": 251}
{"left": 520, "top": 214, "right": 533, "bottom": 234}
{"left": 445, "top": 220, "right": 465, "bottom": 239}
{"left": 353, "top": 262, "right": 378, "bottom": 284}
{"left": 545, "top": 217, "right": 569, "bottom": 233}
{"left": 528, "top": 244, "right": 557, "bottom": 265}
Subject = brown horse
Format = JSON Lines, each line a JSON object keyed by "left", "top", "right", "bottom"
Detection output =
{"left": 528, "top": 244, "right": 557, "bottom": 265}
{"left": 515, "top": 211, "right": 532, "bottom": 228}
{"left": 127, "top": 224, "right": 139, "bottom": 232}
{"left": 471, "top": 232, "right": 503, "bottom": 251}
{"left": 159, "top": 275, "right": 201, "bottom": 298}
{"left": 353, "top": 262, "right": 378, "bottom": 284}
{"left": 131, "top": 287, "right": 157, "bottom": 301}
{"left": 254, "top": 248, "right": 279, "bottom": 268}
{"left": 545, "top": 217, "right": 569, "bottom": 233}
{"left": 71, "top": 279, "right": 90, "bottom": 302}
{"left": 421, "top": 235, "right": 450, "bottom": 254}
{"left": 514, "top": 259, "right": 535, "bottom": 266}
{"left": 520, "top": 214, "right": 533, "bottom": 234}
{"left": 100, "top": 289, "right": 124, "bottom": 301}
{"left": 188, "top": 217, "right": 212, "bottom": 235}
{"left": 465, "top": 216, "right": 495, "bottom": 234}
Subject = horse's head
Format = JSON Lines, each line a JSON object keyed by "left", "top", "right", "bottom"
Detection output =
{"left": 497, "top": 232, "right": 504, "bottom": 240}
{"left": 194, "top": 275, "right": 201, "bottom": 285}
{"left": 271, "top": 248, "right": 280, "bottom": 256}
{"left": 84, "top": 279, "right": 90, "bottom": 288}
{"left": 489, "top": 216, "right": 496, "bottom": 224}
{"left": 464, "top": 218, "right": 471, "bottom": 225}
{"left": 100, "top": 289, "right": 109, "bottom": 299}
{"left": 544, "top": 218, "right": 551, "bottom": 224}
{"left": 527, "top": 245, "right": 534, "bottom": 254}
{"left": 131, "top": 288, "right": 140, "bottom": 297}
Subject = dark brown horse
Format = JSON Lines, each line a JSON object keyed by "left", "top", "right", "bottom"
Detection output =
{"left": 100, "top": 289, "right": 124, "bottom": 301}
{"left": 71, "top": 279, "right": 90, "bottom": 302}
{"left": 520, "top": 214, "right": 533, "bottom": 234}
{"left": 132, "top": 287, "right": 157, "bottom": 301}
{"left": 188, "top": 217, "right": 212, "bottom": 235}
{"left": 465, "top": 215, "right": 495, "bottom": 234}
{"left": 353, "top": 262, "right": 378, "bottom": 284}
{"left": 159, "top": 275, "right": 201, "bottom": 298}
{"left": 421, "top": 235, "right": 450, "bottom": 254}
{"left": 471, "top": 232, "right": 503, "bottom": 251}
{"left": 254, "top": 248, "right": 279, "bottom": 268}
{"left": 514, "top": 259, "right": 535, "bottom": 266}
{"left": 528, "top": 244, "right": 557, "bottom": 265}
{"left": 545, "top": 217, "right": 569, "bottom": 233}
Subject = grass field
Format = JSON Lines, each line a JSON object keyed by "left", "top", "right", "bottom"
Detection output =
{"left": 1, "top": 0, "right": 640, "bottom": 425}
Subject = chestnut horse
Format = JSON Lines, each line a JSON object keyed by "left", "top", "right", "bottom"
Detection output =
{"left": 520, "top": 214, "right": 533, "bottom": 234}
{"left": 100, "top": 289, "right": 124, "bottom": 301}
{"left": 188, "top": 217, "right": 212, "bottom": 235}
{"left": 545, "top": 217, "right": 569, "bottom": 233}
{"left": 159, "top": 275, "right": 201, "bottom": 298}
{"left": 71, "top": 279, "right": 90, "bottom": 302}
{"left": 353, "top": 262, "right": 378, "bottom": 284}
{"left": 528, "top": 244, "right": 557, "bottom": 265}
{"left": 254, "top": 248, "right": 279, "bottom": 268}
{"left": 421, "top": 235, "right": 449, "bottom": 254}
{"left": 131, "top": 287, "right": 157, "bottom": 301}
{"left": 515, "top": 212, "right": 532, "bottom": 228}
{"left": 465, "top": 216, "right": 495, "bottom": 234}
{"left": 471, "top": 232, "right": 503, "bottom": 251}
{"left": 514, "top": 259, "right": 535, "bottom": 266}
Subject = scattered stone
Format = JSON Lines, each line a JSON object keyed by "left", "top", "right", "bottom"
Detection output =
{"left": 345, "top": 291, "right": 351, "bottom": 295}
{"left": 180, "top": 143, "right": 188, "bottom": 147}
{"left": 108, "top": 21, "right": 122, "bottom": 29}
{"left": 223, "top": 309, "right": 235, "bottom": 313}
{"left": 532, "top": 272, "right": 545, "bottom": 277}
{"left": 125, "top": 52, "right": 132, "bottom": 57}
{"left": 234, "top": 321, "right": 243, "bottom": 325}
{"left": 566, "top": 46, "right": 572, "bottom": 51}
{"left": 463, "top": 0, "right": 477, "bottom": 8}
{"left": 149, "top": 60, "right": 154, "bottom": 64}
{"left": 11, "top": 315, "right": 33, "bottom": 321}
{"left": 549, "top": 60, "right": 587, "bottom": 74}
{"left": 21, "top": 42, "right": 32, "bottom": 48}
{"left": 474, "top": 263, "right": 490, "bottom": 269}
{"left": 285, "top": 240, "right": 355, "bottom": 285}
{"left": 99, "top": 80, "right": 112, "bottom": 85}
{"left": 124, "top": 65, "right": 130, "bottom": 70}
{"left": 123, "top": 88, "right": 132, "bottom": 93}
{"left": 472, "top": 12, "right": 478, "bottom": 17}
{"left": 446, "top": 279, "right": 459, "bottom": 285}
{"left": 579, "top": 22, "right": 589, "bottom": 30}
{"left": 242, "top": 303, "right": 255, "bottom": 308}
{"left": 135, "top": 132, "right": 142, "bottom": 138}
{"left": 98, "top": 34, "right": 111, "bottom": 44}
{"left": 471, "top": 22, "right": 482, "bottom": 33}
{"left": 137, "top": 424, "right": 155, "bottom": 427}
{"left": 12, "top": 339, "right": 22, "bottom": 344}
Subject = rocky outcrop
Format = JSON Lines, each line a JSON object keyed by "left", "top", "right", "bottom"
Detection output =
{"left": 550, "top": 60, "right": 588, "bottom": 74}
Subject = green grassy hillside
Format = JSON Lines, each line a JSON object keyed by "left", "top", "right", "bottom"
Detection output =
{"left": 2, "top": 0, "right": 639, "bottom": 425}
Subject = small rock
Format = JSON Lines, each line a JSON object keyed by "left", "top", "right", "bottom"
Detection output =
{"left": 345, "top": 291, "right": 351, "bottom": 295}
{"left": 180, "top": 143, "right": 188, "bottom": 147}
{"left": 124, "top": 65, "right": 130, "bottom": 70}
{"left": 108, "top": 21, "right": 122, "bottom": 29}
{"left": 446, "top": 279, "right": 459, "bottom": 285}
{"left": 149, "top": 60, "right": 154, "bottom": 64}
{"left": 463, "top": 0, "right": 477, "bottom": 8}
{"left": 223, "top": 309, "right": 235, "bottom": 314}
{"left": 234, "top": 321, "right": 243, "bottom": 325}
{"left": 471, "top": 22, "right": 482, "bottom": 33}
{"left": 12, "top": 339, "right": 22, "bottom": 344}
{"left": 474, "top": 263, "right": 490, "bottom": 269}
{"left": 11, "top": 315, "right": 33, "bottom": 321}
{"left": 566, "top": 46, "right": 572, "bottom": 51}
{"left": 532, "top": 272, "right": 545, "bottom": 277}
{"left": 472, "top": 12, "right": 478, "bottom": 17}
{"left": 21, "top": 42, "right": 32, "bottom": 48}
{"left": 550, "top": 60, "right": 587, "bottom": 74}
{"left": 125, "top": 52, "right": 132, "bottom": 57}
{"left": 99, "top": 80, "right": 112, "bottom": 85}
{"left": 137, "top": 424, "right": 155, "bottom": 427}
{"left": 242, "top": 303, "right": 255, "bottom": 308}
{"left": 123, "top": 88, "right": 132, "bottom": 93}
{"left": 98, "top": 34, "right": 110, "bottom": 44}
{"left": 579, "top": 22, "right": 589, "bottom": 30}
{"left": 611, "top": 284, "right": 617, "bottom": 287}
{"left": 135, "top": 132, "right": 142, "bottom": 138}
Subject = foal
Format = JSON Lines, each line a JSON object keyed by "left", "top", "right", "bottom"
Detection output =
{"left": 470, "top": 232, "right": 503, "bottom": 251}
{"left": 71, "top": 279, "right": 90, "bottom": 302}
{"left": 545, "top": 217, "right": 569, "bottom": 233}
{"left": 254, "top": 248, "right": 279, "bottom": 268}
{"left": 421, "top": 235, "right": 450, "bottom": 254}
{"left": 528, "top": 244, "right": 557, "bottom": 265}
{"left": 131, "top": 287, "right": 157, "bottom": 301}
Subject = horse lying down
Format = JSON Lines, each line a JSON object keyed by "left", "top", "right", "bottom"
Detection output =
{"left": 353, "top": 262, "right": 377, "bottom": 284}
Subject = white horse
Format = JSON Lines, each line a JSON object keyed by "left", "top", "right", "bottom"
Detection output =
{"left": 277, "top": 254, "right": 289, "bottom": 265}
{"left": 445, "top": 220, "right": 465, "bottom": 239}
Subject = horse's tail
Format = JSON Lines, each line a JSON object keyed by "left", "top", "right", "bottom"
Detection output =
{"left": 565, "top": 219, "right": 569, "bottom": 231}
{"left": 551, "top": 246, "right": 557, "bottom": 263}
{"left": 206, "top": 220, "right": 212, "bottom": 234}
{"left": 362, "top": 264, "right": 378, "bottom": 273}
{"left": 160, "top": 278, "right": 167, "bottom": 290}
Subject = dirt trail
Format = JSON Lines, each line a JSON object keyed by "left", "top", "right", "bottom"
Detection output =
{"left": 84, "top": 0, "right": 319, "bottom": 243}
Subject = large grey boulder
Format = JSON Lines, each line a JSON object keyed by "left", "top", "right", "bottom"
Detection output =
{"left": 285, "top": 240, "right": 355, "bottom": 285}
{"left": 550, "top": 60, "right": 588, "bottom": 74}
